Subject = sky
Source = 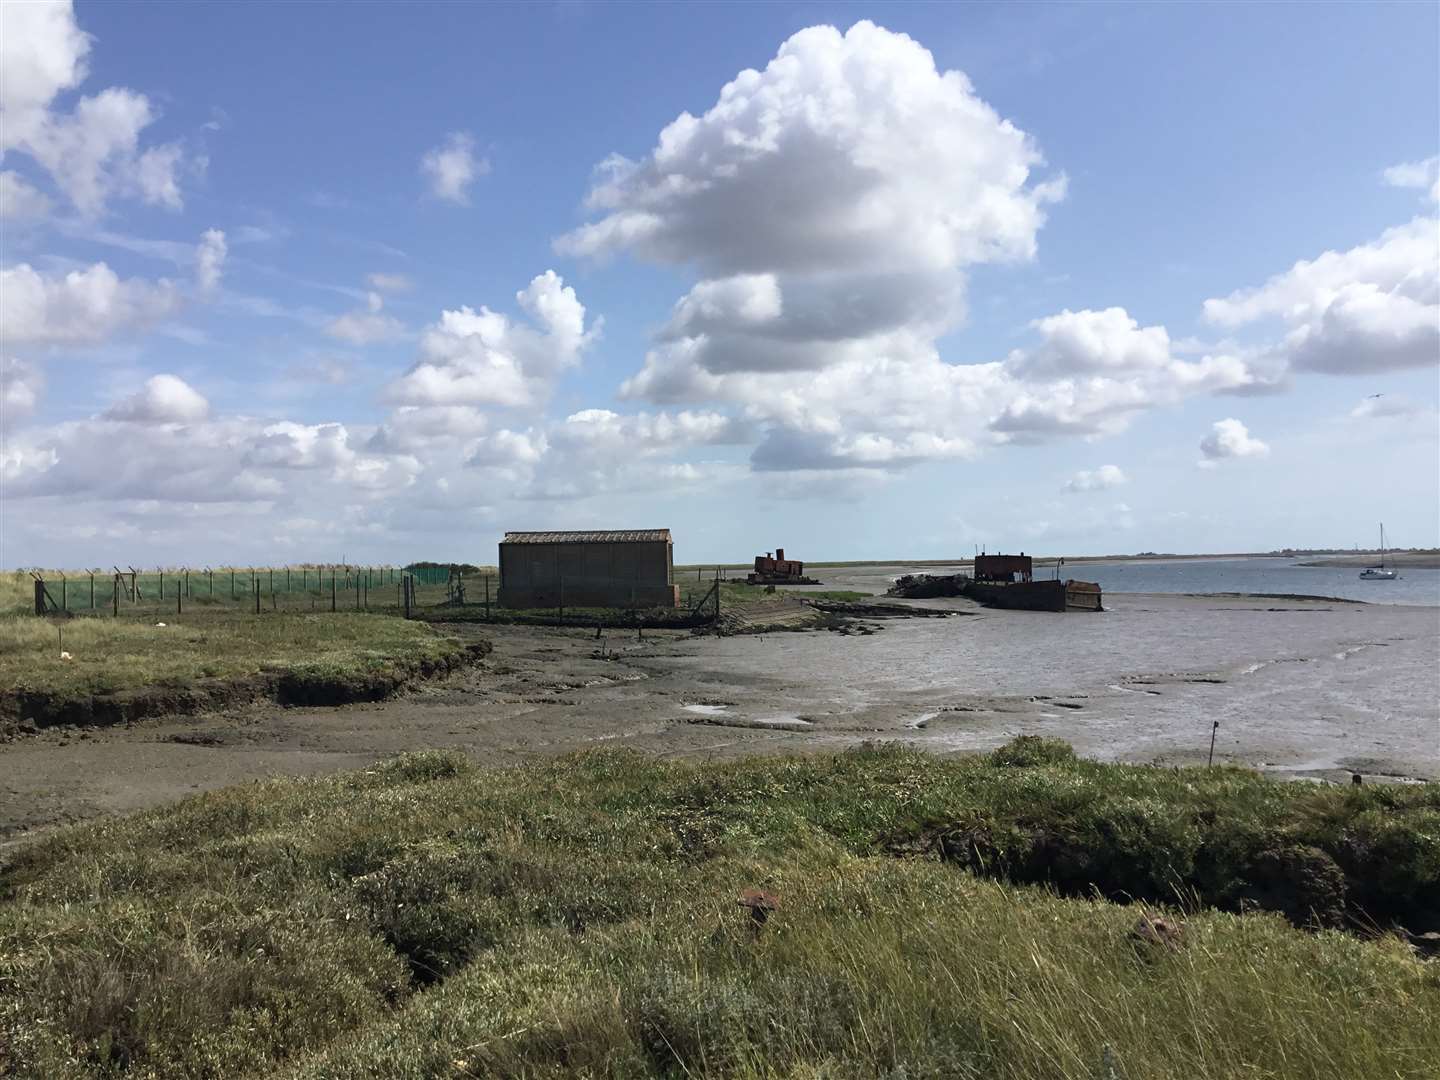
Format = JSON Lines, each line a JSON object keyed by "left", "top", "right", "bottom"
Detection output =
{"left": 1, "top": 0, "right": 1437, "bottom": 567}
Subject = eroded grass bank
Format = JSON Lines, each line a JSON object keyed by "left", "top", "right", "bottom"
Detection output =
{"left": 0, "top": 614, "right": 481, "bottom": 727}
{"left": 1, "top": 743, "right": 1437, "bottom": 1078}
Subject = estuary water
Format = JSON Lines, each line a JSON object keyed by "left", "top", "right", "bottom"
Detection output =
{"left": 1067, "top": 556, "right": 1440, "bottom": 606}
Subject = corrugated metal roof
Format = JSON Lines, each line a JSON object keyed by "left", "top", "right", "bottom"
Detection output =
{"left": 502, "top": 529, "right": 672, "bottom": 545}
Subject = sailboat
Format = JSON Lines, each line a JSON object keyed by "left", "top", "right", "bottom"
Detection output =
{"left": 1359, "top": 523, "right": 1399, "bottom": 580}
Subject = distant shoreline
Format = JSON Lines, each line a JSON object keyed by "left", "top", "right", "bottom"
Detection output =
{"left": 679, "top": 552, "right": 1440, "bottom": 571}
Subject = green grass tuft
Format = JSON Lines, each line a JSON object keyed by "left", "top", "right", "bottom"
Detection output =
{"left": 2, "top": 742, "right": 1436, "bottom": 1078}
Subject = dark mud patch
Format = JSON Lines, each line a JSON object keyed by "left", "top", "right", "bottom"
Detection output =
{"left": 0, "top": 641, "right": 491, "bottom": 732}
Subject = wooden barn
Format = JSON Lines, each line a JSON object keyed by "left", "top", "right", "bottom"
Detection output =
{"left": 497, "top": 529, "right": 678, "bottom": 610}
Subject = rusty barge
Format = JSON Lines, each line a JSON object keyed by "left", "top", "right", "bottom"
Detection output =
{"left": 888, "top": 553, "right": 1102, "bottom": 612}
{"left": 747, "top": 548, "right": 822, "bottom": 586}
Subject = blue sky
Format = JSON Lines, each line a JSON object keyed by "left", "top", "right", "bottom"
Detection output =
{"left": 2, "top": 0, "right": 1437, "bottom": 566}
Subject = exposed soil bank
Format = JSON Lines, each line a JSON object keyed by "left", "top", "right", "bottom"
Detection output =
{"left": 888, "top": 739, "right": 1439, "bottom": 937}
{"left": 0, "top": 640, "right": 490, "bottom": 732}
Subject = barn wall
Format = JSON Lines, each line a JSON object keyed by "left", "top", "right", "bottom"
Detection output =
{"left": 497, "top": 540, "right": 676, "bottom": 609}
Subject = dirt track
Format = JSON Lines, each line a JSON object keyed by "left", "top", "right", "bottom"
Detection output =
{"left": 2, "top": 591, "right": 1436, "bottom": 846}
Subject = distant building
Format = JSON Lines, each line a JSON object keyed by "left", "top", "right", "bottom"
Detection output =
{"left": 497, "top": 529, "right": 678, "bottom": 609}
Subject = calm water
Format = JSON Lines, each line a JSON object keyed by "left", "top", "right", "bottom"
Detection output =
{"left": 1073, "top": 557, "right": 1440, "bottom": 606}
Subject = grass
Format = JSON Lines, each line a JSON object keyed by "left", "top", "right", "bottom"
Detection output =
{"left": 2, "top": 741, "right": 1436, "bottom": 1078}
{"left": 718, "top": 581, "right": 869, "bottom": 605}
{"left": 0, "top": 611, "right": 468, "bottom": 708}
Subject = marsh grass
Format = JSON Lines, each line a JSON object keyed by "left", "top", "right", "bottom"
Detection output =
{"left": 718, "top": 581, "right": 869, "bottom": 605}
{"left": 0, "top": 612, "right": 464, "bottom": 702}
{"left": 2, "top": 743, "right": 1436, "bottom": 1078}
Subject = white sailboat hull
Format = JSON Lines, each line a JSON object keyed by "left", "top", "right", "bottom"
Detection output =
{"left": 1359, "top": 568, "right": 1398, "bottom": 580}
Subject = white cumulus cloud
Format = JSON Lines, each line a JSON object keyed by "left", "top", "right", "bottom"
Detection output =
{"left": 1203, "top": 216, "right": 1439, "bottom": 376}
{"left": 386, "top": 271, "right": 596, "bottom": 409}
{"left": 0, "top": 0, "right": 192, "bottom": 215}
{"left": 1198, "top": 418, "right": 1269, "bottom": 466}
{"left": 103, "top": 373, "right": 210, "bottom": 423}
{"left": 421, "top": 131, "right": 487, "bottom": 204}
{"left": 0, "top": 261, "right": 180, "bottom": 346}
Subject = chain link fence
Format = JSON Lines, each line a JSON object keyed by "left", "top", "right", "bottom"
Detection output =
{"left": 20, "top": 564, "right": 723, "bottom": 629}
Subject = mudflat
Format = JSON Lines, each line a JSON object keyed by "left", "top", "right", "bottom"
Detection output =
{"left": 3, "top": 589, "right": 1436, "bottom": 844}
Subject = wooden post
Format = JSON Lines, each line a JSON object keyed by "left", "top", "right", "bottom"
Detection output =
{"left": 1208, "top": 721, "right": 1219, "bottom": 767}
{"left": 60, "top": 575, "right": 66, "bottom": 612}
{"left": 270, "top": 568, "right": 274, "bottom": 595}
{"left": 159, "top": 569, "right": 163, "bottom": 598}
{"left": 302, "top": 567, "right": 307, "bottom": 592}
{"left": 90, "top": 572, "right": 95, "bottom": 610}
{"left": 231, "top": 569, "right": 236, "bottom": 600}
{"left": 113, "top": 574, "right": 119, "bottom": 617}
{"left": 209, "top": 568, "right": 214, "bottom": 596}
{"left": 177, "top": 584, "right": 182, "bottom": 615}
{"left": 185, "top": 569, "right": 190, "bottom": 598}
{"left": 34, "top": 579, "right": 44, "bottom": 616}
{"left": 286, "top": 567, "right": 291, "bottom": 593}
{"left": 255, "top": 580, "right": 261, "bottom": 615}
{"left": 331, "top": 574, "right": 337, "bottom": 612}
{"left": 403, "top": 576, "right": 412, "bottom": 619}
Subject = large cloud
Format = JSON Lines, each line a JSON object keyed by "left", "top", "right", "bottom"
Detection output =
{"left": 565, "top": 21, "right": 1078, "bottom": 472}
{"left": 1203, "top": 216, "right": 1439, "bottom": 375}
{"left": 0, "top": 230, "right": 224, "bottom": 346}
{"left": 568, "top": 21, "right": 1265, "bottom": 472}
{"left": 0, "top": 0, "right": 192, "bottom": 216}
{"left": 557, "top": 21, "right": 1062, "bottom": 275}
{"left": 386, "top": 271, "right": 596, "bottom": 408}
{"left": 4, "top": 394, "right": 419, "bottom": 505}
{"left": 0, "top": 261, "right": 180, "bottom": 346}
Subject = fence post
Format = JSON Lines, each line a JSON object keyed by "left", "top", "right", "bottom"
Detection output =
{"left": 158, "top": 569, "right": 163, "bottom": 599}
{"left": 286, "top": 567, "right": 291, "bottom": 593}
{"left": 331, "top": 574, "right": 337, "bottom": 612}
{"left": 60, "top": 575, "right": 66, "bottom": 613}
{"left": 90, "top": 571, "right": 95, "bottom": 610}
{"left": 185, "top": 568, "right": 190, "bottom": 598}
{"left": 231, "top": 569, "right": 236, "bottom": 600}
{"left": 255, "top": 580, "right": 261, "bottom": 615}
{"left": 403, "top": 576, "right": 412, "bottom": 619}
{"left": 177, "top": 583, "right": 182, "bottom": 616}
{"left": 34, "top": 579, "right": 44, "bottom": 616}
{"left": 113, "top": 574, "right": 119, "bottom": 617}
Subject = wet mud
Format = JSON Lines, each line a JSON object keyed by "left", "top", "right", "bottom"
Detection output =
{"left": 1, "top": 591, "right": 1435, "bottom": 845}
